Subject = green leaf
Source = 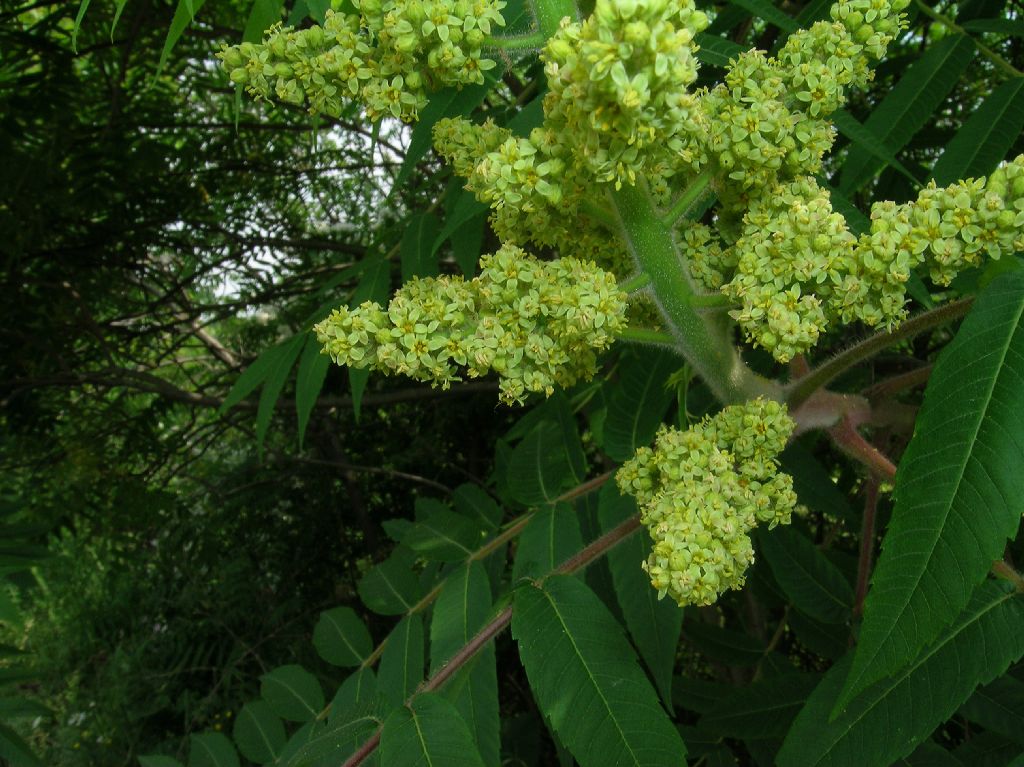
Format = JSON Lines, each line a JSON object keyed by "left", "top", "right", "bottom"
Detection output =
{"left": 699, "top": 673, "right": 822, "bottom": 740}
{"left": 139, "top": 757, "right": 184, "bottom": 767}
{"left": 839, "top": 272, "right": 1024, "bottom": 709}
{"left": 603, "top": 348, "right": 678, "bottom": 462}
{"left": 684, "top": 620, "right": 767, "bottom": 666}
{"left": 506, "top": 396, "right": 587, "bottom": 507}
{"left": 598, "top": 484, "right": 681, "bottom": 706}
{"left": 961, "top": 17, "right": 1024, "bottom": 36}
{"left": 960, "top": 675, "right": 1024, "bottom": 744}
{"left": 378, "top": 615, "right": 424, "bottom": 707}
{"left": 233, "top": 701, "right": 286, "bottom": 764}
{"left": 451, "top": 484, "right": 503, "bottom": 531}
{"left": 295, "top": 333, "right": 329, "bottom": 448}
{"left": 219, "top": 338, "right": 297, "bottom": 415}
{"left": 0, "top": 697, "right": 49, "bottom": 720}
{"left": 429, "top": 562, "right": 500, "bottom": 766}
{"left": 255, "top": 334, "right": 305, "bottom": 450}
{"left": 511, "top": 505, "right": 583, "bottom": 582}
{"left": 189, "top": 732, "right": 239, "bottom": 767}
{"left": 242, "top": 0, "right": 284, "bottom": 43}
{"left": 450, "top": 209, "right": 486, "bottom": 277}
{"left": 789, "top": 608, "right": 849, "bottom": 660}
{"left": 931, "top": 77, "right": 1024, "bottom": 186}
{"left": 727, "top": 0, "right": 797, "bottom": 31}
{"left": 329, "top": 668, "right": 378, "bottom": 725}
{"left": 400, "top": 212, "right": 442, "bottom": 282}
{"left": 279, "top": 712, "right": 385, "bottom": 767}
{"left": 832, "top": 110, "right": 923, "bottom": 188}
{"left": 757, "top": 527, "right": 853, "bottom": 624}
{"left": 379, "top": 693, "right": 487, "bottom": 767}
{"left": 512, "top": 575, "right": 688, "bottom": 767}
{"left": 260, "top": 665, "right": 325, "bottom": 723}
{"left": 694, "top": 33, "right": 745, "bottom": 67}
{"left": 313, "top": 607, "right": 373, "bottom": 667}
{"left": 357, "top": 549, "right": 423, "bottom": 615}
{"left": 839, "top": 35, "right": 975, "bottom": 193}
{"left": 0, "top": 723, "right": 41, "bottom": 767}
{"left": 432, "top": 187, "right": 487, "bottom": 260}
{"left": 430, "top": 561, "right": 491, "bottom": 670}
{"left": 393, "top": 79, "right": 495, "bottom": 192}
{"left": 778, "top": 581, "right": 1024, "bottom": 767}
{"left": 157, "top": 0, "right": 207, "bottom": 78}
{"left": 403, "top": 498, "right": 486, "bottom": 561}
{"left": 304, "top": 0, "right": 330, "bottom": 22}
{"left": 72, "top": 0, "right": 93, "bottom": 53}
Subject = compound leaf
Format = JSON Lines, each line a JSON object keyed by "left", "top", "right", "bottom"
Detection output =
{"left": 512, "top": 575, "right": 687, "bottom": 767}
{"left": 839, "top": 272, "right": 1024, "bottom": 708}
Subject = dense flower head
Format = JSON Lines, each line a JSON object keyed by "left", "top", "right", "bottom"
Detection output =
{"left": 433, "top": 117, "right": 632, "bottom": 274}
{"left": 218, "top": 0, "right": 504, "bottom": 122}
{"left": 712, "top": 158, "right": 1024, "bottom": 361}
{"left": 616, "top": 399, "right": 798, "bottom": 606}
{"left": 541, "top": 0, "right": 708, "bottom": 188}
{"left": 314, "top": 245, "right": 628, "bottom": 404}
{"left": 687, "top": 0, "right": 910, "bottom": 195}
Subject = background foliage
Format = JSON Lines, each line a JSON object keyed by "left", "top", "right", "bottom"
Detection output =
{"left": 1, "top": 0, "right": 1023, "bottom": 765}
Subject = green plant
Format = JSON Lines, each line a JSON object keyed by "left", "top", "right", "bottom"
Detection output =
{"left": 55, "top": 0, "right": 1024, "bottom": 763}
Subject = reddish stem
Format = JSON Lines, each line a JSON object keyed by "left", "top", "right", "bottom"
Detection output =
{"left": 829, "top": 417, "right": 897, "bottom": 481}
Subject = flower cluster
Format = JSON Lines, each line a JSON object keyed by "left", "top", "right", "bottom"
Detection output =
{"left": 314, "top": 245, "right": 627, "bottom": 404}
{"left": 691, "top": 0, "right": 910, "bottom": 200}
{"left": 541, "top": 0, "right": 708, "bottom": 188}
{"left": 433, "top": 117, "right": 632, "bottom": 274}
{"left": 616, "top": 399, "right": 798, "bottom": 607}
{"left": 716, "top": 158, "right": 1024, "bottom": 361}
{"left": 218, "top": 0, "right": 504, "bottom": 122}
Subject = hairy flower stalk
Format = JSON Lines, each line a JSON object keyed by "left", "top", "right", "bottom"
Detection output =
{"left": 617, "top": 399, "right": 799, "bottom": 606}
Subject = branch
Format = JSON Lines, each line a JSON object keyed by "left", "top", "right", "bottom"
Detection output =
{"left": 786, "top": 297, "right": 973, "bottom": 409}
{"left": 342, "top": 512, "right": 641, "bottom": 767}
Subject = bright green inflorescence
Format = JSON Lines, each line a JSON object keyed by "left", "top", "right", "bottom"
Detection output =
{"left": 314, "top": 245, "right": 627, "bottom": 405}
{"left": 711, "top": 158, "right": 1024, "bottom": 362}
{"left": 617, "top": 399, "right": 799, "bottom": 606}
{"left": 218, "top": 0, "right": 504, "bottom": 121}
{"left": 541, "top": 0, "right": 708, "bottom": 189}
{"left": 693, "top": 0, "right": 910, "bottom": 206}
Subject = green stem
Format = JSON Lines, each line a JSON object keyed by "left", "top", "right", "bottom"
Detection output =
{"left": 619, "top": 327, "right": 675, "bottom": 346}
{"left": 664, "top": 169, "right": 714, "bottom": 225}
{"left": 581, "top": 199, "right": 617, "bottom": 229}
{"left": 484, "top": 31, "right": 547, "bottom": 49}
{"left": 618, "top": 272, "right": 651, "bottom": 294}
{"left": 785, "top": 297, "right": 974, "bottom": 409}
{"left": 688, "top": 293, "right": 735, "bottom": 309}
{"left": 914, "top": 0, "right": 1022, "bottom": 78}
{"left": 609, "top": 179, "right": 777, "bottom": 403}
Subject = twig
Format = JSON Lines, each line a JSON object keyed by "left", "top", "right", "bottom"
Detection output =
{"left": 786, "top": 298, "right": 973, "bottom": 409}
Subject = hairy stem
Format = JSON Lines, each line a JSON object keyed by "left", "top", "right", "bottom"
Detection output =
{"left": 664, "top": 169, "right": 714, "bottom": 225}
{"left": 619, "top": 327, "right": 675, "bottom": 346}
{"left": 342, "top": 512, "right": 641, "bottom": 767}
{"left": 861, "top": 364, "right": 934, "bottom": 402}
{"left": 610, "top": 179, "right": 777, "bottom": 403}
{"left": 786, "top": 297, "right": 974, "bottom": 409}
{"left": 829, "top": 416, "right": 897, "bottom": 481}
